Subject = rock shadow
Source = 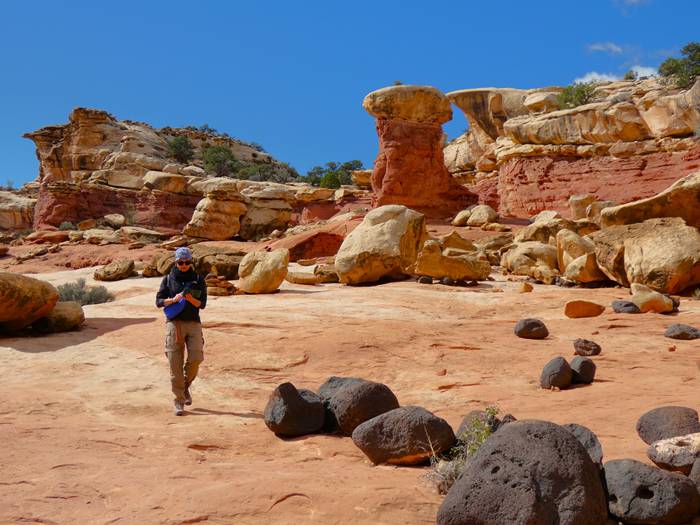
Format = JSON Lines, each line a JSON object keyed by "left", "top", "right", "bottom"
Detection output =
{"left": 187, "top": 407, "right": 263, "bottom": 419}
{"left": 1, "top": 316, "right": 157, "bottom": 353}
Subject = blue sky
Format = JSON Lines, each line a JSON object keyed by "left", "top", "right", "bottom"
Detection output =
{"left": 1, "top": 0, "right": 698, "bottom": 186}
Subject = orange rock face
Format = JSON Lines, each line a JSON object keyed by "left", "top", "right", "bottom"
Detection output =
{"left": 370, "top": 118, "right": 475, "bottom": 217}
{"left": 33, "top": 182, "right": 201, "bottom": 233}
{"left": 493, "top": 145, "right": 700, "bottom": 217}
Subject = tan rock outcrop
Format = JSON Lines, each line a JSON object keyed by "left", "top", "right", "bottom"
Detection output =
{"left": 0, "top": 273, "right": 59, "bottom": 332}
{"left": 24, "top": 107, "right": 291, "bottom": 231}
{"left": 466, "top": 204, "right": 497, "bottom": 227}
{"left": 563, "top": 252, "right": 607, "bottom": 283}
{"left": 351, "top": 169, "right": 372, "bottom": 189}
{"left": 335, "top": 205, "right": 427, "bottom": 285}
{"left": 569, "top": 194, "right": 596, "bottom": 220}
{"left": 501, "top": 242, "right": 559, "bottom": 283}
{"left": 600, "top": 170, "right": 700, "bottom": 229}
{"left": 94, "top": 259, "right": 135, "bottom": 281}
{"left": 414, "top": 240, "right": 491, "bottom": 281}
{"left": 0, "top": 191, "right": 36, "bottom": 230}
{"left": 556, "top": 229, "right": 595, "bottom": 273}
{"left": 184, "top": 182, "right": 248, "bottom": 240}
{"left": 443, "top": 78, "right": 700, "bottom": 217}
{"left": 592, "top": 217, "right": 700, "bottom": 293}
{"left": 238, "top": 249, "right": 290, "bottom": 294}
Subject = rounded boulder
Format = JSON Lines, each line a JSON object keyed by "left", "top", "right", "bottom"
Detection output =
{"left": 612, "top": 299, "right": 640, "bottom": 314}
{"left": 563, "top": 423, "right": 604, "bottom": 468}
{"left": 571, "top": 356, "right": 596, "bottom": 384}
{"left": 604, "top": 459, "right": 700, "bottom": 525}
{"left": 514, "top": 318, "right": 549, "bottom": 339}
{"left": 437, "top": 420, "right": 608, "bottom": 525}
{"left": 263, "top": 382, "right": 325, "bottom": 437}
{"left": 351, "top": 406, "right": 455, "bottom": 465}
{"left": 573, "top": 338, "right": 601, "bottom": 356}
{"left": 664, "top": 323, "right": 700, "bottom": 340}
{"left": 540, "top": 357, "right": 573, "bottom": 389}
{"left": 636, "top": 406, "right": 700, "bottom": 445}
{"left": 31, "top": 301, "right": 85, "bottom": 333}
{"left": 328, "top": 380, "right": 399, "bottom": 436}
{"left": 0, "top": 272, "right": 59, "bottom": 333}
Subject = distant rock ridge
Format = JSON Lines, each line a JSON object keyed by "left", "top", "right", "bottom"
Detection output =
{"left": 443, "top": 78, "right": 700, "bottom": 216}
{"left": 22, "top": 108, "right": 314, "bottom": 232}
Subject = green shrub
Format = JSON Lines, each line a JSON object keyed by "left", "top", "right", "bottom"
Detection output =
{"left": 57, "top": 278, "right": 115, "bottom": 305}
{"left": 305, "top": 160, "right": 363, "bottom": 187}
{"left": 623, "top": 70, "right": 638, "bottom": 81}
{"left": 203, "top": 146, "right": 240, "bottom": 177}
{"left": 167, "top": 136, "right": 194, "bottom": 164}
{"left": 58, "top": 221, "right": 75, "bottom": 231}
{"left": 659, "top": 42, "right": 700, "bottom": 89}
{"left": 237, "top": 162, "right": 300, "bottom": 183}
{"left": 428, "top": 406, "right": 499, "bottom": 494}
{"left": 557, "top": 82, "right": 596, "bottom": 109}
{"left": 319, "top": 172, "right": 341, "bottom": 189}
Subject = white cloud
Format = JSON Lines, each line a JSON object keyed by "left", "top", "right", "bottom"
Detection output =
{"left": 631, "top": 65, "right": 657, "bottom": 77}
{"left": 574, "top": 71, "right": 620, "bottom": 84}
{"left": 623, "top": 0, "right": 648, "bottom": 4}
{"left": 588, "top": 42, "right": 623, "bottom": 54}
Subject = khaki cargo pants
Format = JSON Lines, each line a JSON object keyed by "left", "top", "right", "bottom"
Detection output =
{"left": 165, "top": 320, "right": 204, "bottom": 405}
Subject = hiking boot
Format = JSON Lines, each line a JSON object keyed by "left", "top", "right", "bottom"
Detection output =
{"left": 174, "top": 403, "right": 185, "bottom": 416}
{"left": 184, "top": 387, "right": 192, "bottom": 406}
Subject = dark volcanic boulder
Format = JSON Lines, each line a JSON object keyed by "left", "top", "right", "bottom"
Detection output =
{"left": 571, "top": 356, "right": 596, "bottom": 384}
{"left": 664, "top": 323, "right": 700, "bottom": 340}
{"left": 317, "top": 376, "right": 368, "bottom": 433}
{"left": 540, "top": 357, "right": 572, "bottom": 389}
{"left": 514, "top": 318, "right": 549, "bottom": 339}
{"left": 318, "top": 376, "right": 367, "bottom": 401}
{"left": 328, "top": 380, "right": 399, "bottom": 435}
{"left": 612, "top": 299, "right": 640, "bottom": 314}
{"left": 647, "top": 433, "right": 700, "bottom": 474}
{"left": 351, "top": 406, "right": 455, "bottom": 465}
{"left": 690, "top": 459, "right": 700, "bottom": 491}
{"left": 573, "top": 338, "right": 601, "bottom": 356}
{"left": 437, "top": 420, "right": 608, "bottom": 525}
{"left": 263, "top": 382, "right": 325, "bottom": 437}
{"left": 636, "top": 406, "right": 700, "bottom": 445}
{"left": 604, "top": 459, "right": 700, "bottom": 525}
{"left": 563, "top": 423, "right": 603, "bottom": 468}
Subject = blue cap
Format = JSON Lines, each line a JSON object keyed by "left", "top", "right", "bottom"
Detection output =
{"left": 174, "top": 247, "right": 193, "bottom": 261}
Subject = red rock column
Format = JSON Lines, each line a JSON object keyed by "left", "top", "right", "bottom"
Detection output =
{"left": 363, "top": 85, "right": 475, "bottom": 217}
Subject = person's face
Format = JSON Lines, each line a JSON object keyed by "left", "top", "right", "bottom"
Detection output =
{"left": 176, "top": 259, "right": 192, "bottom": 269}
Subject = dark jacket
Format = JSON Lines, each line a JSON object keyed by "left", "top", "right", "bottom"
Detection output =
{"left": 156, "top": 267, "right": 207, "bottom": 322}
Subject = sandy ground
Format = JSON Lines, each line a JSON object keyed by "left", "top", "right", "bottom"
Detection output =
{"left": 2, "top": 265, "right": 700, "bottom": 525}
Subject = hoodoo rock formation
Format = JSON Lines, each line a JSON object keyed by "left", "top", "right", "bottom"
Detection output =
{"left": 445, "top": 78, "right": 700, "bottom": 216}
{"left": 363, "top": 86, "right": 476, "bottom": 217}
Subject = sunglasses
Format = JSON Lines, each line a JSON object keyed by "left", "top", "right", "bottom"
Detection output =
{"left": 176, "top": 260, "right": 193, "bottom": 266}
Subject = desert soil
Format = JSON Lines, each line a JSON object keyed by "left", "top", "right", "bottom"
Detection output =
{"left": 2, "top": 265, "right": 700, "bottom": 525}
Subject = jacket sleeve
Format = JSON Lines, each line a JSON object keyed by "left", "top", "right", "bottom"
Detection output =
{"left": 198, "top": 276, "right": 207, "bottom": 310}
{"left": 155, "top": 276, "right": 170, "bottom": 308}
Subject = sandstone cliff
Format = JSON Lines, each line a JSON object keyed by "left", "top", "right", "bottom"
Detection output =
{"left": 23, "top": 108, "right": 294, "bottom": 232}
{"left": 444, "top": 78, "right": 700, "bottom": 216}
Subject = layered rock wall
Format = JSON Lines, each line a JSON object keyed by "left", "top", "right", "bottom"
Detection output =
{"left": 445, "top": 78, "right": 700, "bottom": 217}
{"left": 24, "top": 108, "right": 285, "bottom": 230}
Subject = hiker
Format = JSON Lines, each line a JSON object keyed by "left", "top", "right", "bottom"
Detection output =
{"left": 155, "top": 247, "right": 207, "bottom": 416}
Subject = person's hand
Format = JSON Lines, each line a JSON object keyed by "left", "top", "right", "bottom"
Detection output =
{"left": 173, "top": 293, "right": 184, "bottom": 303}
